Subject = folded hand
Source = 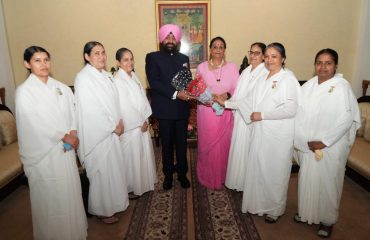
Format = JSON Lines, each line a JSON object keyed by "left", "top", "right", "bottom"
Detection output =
{"left": 62, "top": 133, "right": 79, "bottom": 151}
{"left": 114, "top": 119, "right": 124, "bottom": 136}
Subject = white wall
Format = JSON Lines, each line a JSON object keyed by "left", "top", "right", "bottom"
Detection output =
{"left": 0, "top": 1, "right": 15, "bottom": 111}
{"left": 353, "top": 0, "right": 370, "bottom": 97}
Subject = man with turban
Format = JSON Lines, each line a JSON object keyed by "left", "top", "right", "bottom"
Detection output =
{"left": 145, "top": 24, "right": 193, "bottom": 190}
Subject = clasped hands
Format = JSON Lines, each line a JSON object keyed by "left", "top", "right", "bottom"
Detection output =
{"left": 250, "top": 112, "right": 262, "bottom": 122}
{"left": 307, "top": 141, "right": 326, "bottom": 152}
{"left": 62, "top": 130, "right": 79, "bottom": 151}
{"left": 115, "top": 119, "right": 148, "bottom": 135}
{"left": 141, "top": 121, "right": 149, "bottom": 132}
{"left": 114, "top": 119, "right": 124, "bottom": 136}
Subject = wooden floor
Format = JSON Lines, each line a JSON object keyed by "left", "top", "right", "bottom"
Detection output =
{"left": 0, "top": 172, "right": 369, "bottom": 240}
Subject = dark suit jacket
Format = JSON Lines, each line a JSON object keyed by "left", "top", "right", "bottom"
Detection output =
{"left": 145, "top": 51, "right": 190, "bottom": 120}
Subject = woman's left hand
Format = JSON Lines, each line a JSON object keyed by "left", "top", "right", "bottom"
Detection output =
{"left": 62, "top": 133, "right": 79, "bottom": 151}
{"left": 307, "top": 141, "right": 326, "bottom": 152}
{"left": 250, "top": 112, "right": 262, "bottom": 122}
{"left": 141, "top": 121, "right": 148, "bottom": 132}
{"left": 114, "top": 119, "right": 124, "bottom": 136}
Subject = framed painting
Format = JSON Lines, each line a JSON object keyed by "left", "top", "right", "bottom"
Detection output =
{"left": 156, "top": 0, "right": 210, "bottom": 69}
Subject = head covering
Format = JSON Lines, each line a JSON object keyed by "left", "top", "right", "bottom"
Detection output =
{"left": 158, "top": 24, "right": 182, "bottom": 43}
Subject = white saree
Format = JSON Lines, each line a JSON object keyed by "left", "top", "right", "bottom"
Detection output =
{"left": 241, "top": 68, "right": 301, "bottom": 217}
{"left": 74, "top": 64, "right": 129, "bottom": 216}
{"left": 114, "top": 68, "right": 157, "bottom": 196}
{"left": 224, "top": 63, "right": 267, "bottom": 191}
{"left": 16, "top": 74, "right": 87, "bottom": 240}
{"left": 294, "top": 74, "right": 360, "bottom": 225}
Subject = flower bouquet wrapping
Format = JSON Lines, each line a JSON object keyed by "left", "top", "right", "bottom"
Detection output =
{"left": 171, "top": 68, "right": 193, "bottom": 91}
{"left": 187, "top": 75, "right": 224, "bottom": 115}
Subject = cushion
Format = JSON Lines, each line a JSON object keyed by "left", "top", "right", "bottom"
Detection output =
{"left": 364, "top": 115, "right": 370, "bottom": 142}
{"left": 348, "top": 137, "right": 370, "bottom": 180}
{"left": 0, "top": 142, "right": 22, "bottom": 188}
{"left": 357, "top": 102, "right": 370, "bottom": 137}
{"left": 357, "top": 116, "right": 366, "bottom": 137}
{"left": 0, "top": 111, "right": 17, "bottom": 145}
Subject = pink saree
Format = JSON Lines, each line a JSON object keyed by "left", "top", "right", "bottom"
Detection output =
{"left": 196, "top": 61, "right": 239, "bottom": 189}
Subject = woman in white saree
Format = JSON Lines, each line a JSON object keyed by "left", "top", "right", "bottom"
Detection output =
{"left": 214, "top": 42, "right": 268, "bottom": 191}
{"left": 74, "top": 41, "right": 129, "bottom": 224}
{"left": 113, "top": 48, "right": 157, "bottom": 197}
{"left": 241, "top": 42, "right": 301, "bottom": 223}
{"left": 16, "top": 46, "right": 87, "bottom": 239}
{"left": 294, "top": 48, "right": 360, "bottom": 238}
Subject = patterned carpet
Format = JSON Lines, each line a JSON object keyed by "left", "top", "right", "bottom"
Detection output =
{"left": 125, "top": 144, "right": 188, "bottom": 240}
{"left": 189, "top": 147, "right": 261, "bottom": 240}
{"left": 125, "top": 143, "right": 260, "bottom": 240}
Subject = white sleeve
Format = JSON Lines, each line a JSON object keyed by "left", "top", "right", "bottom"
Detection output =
{"left": 224, "top": 100, "right": 238, "bottom": 109}
{"left": 262, "top": 99, "right": 298, "bottom": 120}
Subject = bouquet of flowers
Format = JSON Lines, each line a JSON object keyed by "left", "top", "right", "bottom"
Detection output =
{"left": 171, "top": 68, "right": 193, "bottom": 91}
{"left": 187, "top": 75, "right": 224, "bottom": 116}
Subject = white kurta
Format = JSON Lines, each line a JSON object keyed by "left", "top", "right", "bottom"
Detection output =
{"left": 224, "top": 63, "right": 267, "bottom": 191}
{"left": 74, "top": 64, "right": 129, "bottom": 216}
{"left": 241, "top": 68, "right": 301, "bottom": 217}
{"left": 294, "top": 74, "right": 360, "bottom": 225}
{"left": 16, "top": 74, "right": 87, "bottom": 240}
{"left": 114, "top": 68, "right": 157, "bottom": 196}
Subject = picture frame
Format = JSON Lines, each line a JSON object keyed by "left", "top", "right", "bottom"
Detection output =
{"left": 156, "top": 0, "right": 210, "bottom": 69}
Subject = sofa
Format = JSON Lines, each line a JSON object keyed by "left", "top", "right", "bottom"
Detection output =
{"left": 347, "top": 101, "right": 370, "bottom": 182}
{"left": 0, "top": 88, "right": 23, "bottom": 194}
{"left": 346, "top": 81, "right": 370, "bottom": 190}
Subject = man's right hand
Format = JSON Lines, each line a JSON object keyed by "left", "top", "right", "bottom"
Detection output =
{"left": 177, "top": 91, "right": 195, "bottom": 101}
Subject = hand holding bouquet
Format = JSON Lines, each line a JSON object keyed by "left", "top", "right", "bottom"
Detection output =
{"left": 171, "top": 68, "right": 196, "bottom": 101}
{"left": 187, "top": 75, "right": 224, "bottom": 115}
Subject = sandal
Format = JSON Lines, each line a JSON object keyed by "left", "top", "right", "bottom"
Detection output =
{"left": 318, "top": 223, "right": 333, "bottom": 238}
{"left": 98, "top": 216, "right": 119, "bottom": 224}
{"left": 293, "top": 213, "right": 304, "bottom": 223}
{"left": 264, "top": 214, "right": 279, "bottom": 224}
{"left": 128, "top": 193, "right": 140, "bottom": 200}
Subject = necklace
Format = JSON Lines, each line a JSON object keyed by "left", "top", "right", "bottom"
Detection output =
{"left": 210, "top": 59, "right": 224, "bottom": 82}
{"left": 210, "top": 58, "right": 224, "bottom": 68}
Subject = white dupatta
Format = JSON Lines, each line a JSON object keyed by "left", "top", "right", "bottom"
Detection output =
{"left": 74, "top": 64, "right": 121, "bottom": 164}
{"left": 114, "top": 68, "right": 152, "bottom": 132}
{"left": 16, "top": 74, "right": 75, "bottom": 166}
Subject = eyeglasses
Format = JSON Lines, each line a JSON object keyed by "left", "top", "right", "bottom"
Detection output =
{"left": 248, "top": 51, "right": 261, "bottom": 56}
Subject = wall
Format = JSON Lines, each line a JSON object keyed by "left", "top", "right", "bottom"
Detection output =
{"left": 352, "top": 0, "right": 370, "bottom": 96}
{"left": 0, "top": 1, "right": 15, "bottom": 111}
{"left": 2, "top": 0, "right": 365, "bottom": 95}
{"left": 3, "top": 0, "right": 157, "bottom": 87}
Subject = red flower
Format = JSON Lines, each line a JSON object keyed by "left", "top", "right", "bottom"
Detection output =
{"left": 187, "top": 74, "right": 207, "bottom": 97}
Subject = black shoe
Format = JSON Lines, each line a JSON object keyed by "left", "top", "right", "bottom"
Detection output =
{"left": 163, "top": 176, "right": 173, "bottom": 190}
{"left": 178, "top": 176, "right": 190, "bottom": 188}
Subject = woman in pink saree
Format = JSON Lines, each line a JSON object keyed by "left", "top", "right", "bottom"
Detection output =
{"left": 196, "top": 36, "right": 239, "bottom": 189}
